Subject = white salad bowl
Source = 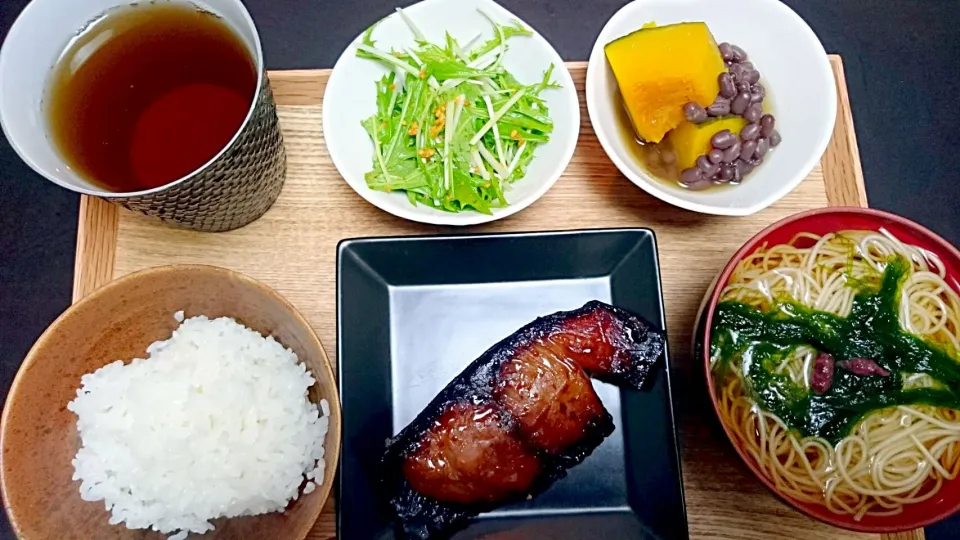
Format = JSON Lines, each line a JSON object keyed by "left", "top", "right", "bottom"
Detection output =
{"left": 323, "top": 0, "right": 579, "bottom": 226}
{"left": 585, "top": 0, "right": 837, "bottom": 216}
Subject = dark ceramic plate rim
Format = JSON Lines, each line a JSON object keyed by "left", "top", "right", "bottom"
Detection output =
{"left": 334, "top": 227, "right": 687, "bottom": 539}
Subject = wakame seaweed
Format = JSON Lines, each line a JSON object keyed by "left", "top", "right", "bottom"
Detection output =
{"left": 710, "top": 255, "right": 960, "bottom": 444}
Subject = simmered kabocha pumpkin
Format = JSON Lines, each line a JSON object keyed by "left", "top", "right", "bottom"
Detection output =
{"left": 604, "top": 22, "right": 727, "bottom": 144}
{"left": 666, "top": 116, "right": 748, "bottom": 171}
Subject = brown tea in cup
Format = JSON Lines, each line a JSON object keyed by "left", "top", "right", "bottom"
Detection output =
{"left": 45, "top": 2, "right": 257, "bottom": 193}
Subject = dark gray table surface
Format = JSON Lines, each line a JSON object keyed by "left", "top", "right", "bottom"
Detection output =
{"left": 1, "top": 0, "right": 959, "bottom": 538}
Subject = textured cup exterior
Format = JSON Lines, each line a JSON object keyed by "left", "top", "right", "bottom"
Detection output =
{"left": 110, "top": 73, "right": 286, "bottom": 232}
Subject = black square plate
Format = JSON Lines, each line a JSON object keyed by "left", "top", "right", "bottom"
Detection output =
{"left": 337, "top": 229, "right": 687, "bottom": 540}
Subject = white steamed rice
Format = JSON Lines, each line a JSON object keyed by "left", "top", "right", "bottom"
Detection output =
{"left": 67, "top": 314, "right": 330, "bottom": 540}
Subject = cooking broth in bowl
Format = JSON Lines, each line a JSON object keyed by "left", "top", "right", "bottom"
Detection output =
{"left": 45, "top": 2, "right": 257, "bottom": 193}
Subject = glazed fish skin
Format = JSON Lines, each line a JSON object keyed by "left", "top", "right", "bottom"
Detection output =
{"left": 382, "top": 300, "right": 665, "bottom": 540}
{"left": 543, "top": 303, "right": 664, "bottom": 390}
{"left": 402, "top": 402, "right": 541, "bottom": 504}
{"left": 495, "top": 351, "right": 607, "bottom": 455}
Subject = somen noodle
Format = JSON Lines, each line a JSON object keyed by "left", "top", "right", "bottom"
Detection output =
{"left": 711, "top": 229, "right": 960, "bottom": 520}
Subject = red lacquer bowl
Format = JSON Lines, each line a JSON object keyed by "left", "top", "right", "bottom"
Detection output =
{"left": 699, "top": 207, "right": 960, "bottom": 532}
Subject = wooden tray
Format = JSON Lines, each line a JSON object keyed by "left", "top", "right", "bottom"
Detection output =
{"left": 72, "top": 59, "right": 923, "bottom": 540}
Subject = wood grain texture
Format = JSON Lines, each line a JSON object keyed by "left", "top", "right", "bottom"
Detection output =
{"left": 72, "top": 196, "right": 117, "bottom": 302}
{"left": 821, "top": 57, "right": 869, "bottom": 208}
{"left": 71, "top": 59, "right": 921, "bottom": 540}
{"left": 883, "top": 532, "right": 925, "bottom": 540}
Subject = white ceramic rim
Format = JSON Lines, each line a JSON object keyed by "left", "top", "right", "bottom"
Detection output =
{"left": 322, "top": 0, "right": 580, "bottom": 226}
{"left": 0, "top": 0, "right": 266, "bottom": 198}
{"left": 585, "top": 0, "right": 837, "bottom": 217}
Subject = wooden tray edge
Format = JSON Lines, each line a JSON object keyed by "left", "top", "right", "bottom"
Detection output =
{"left": 821, "top": 56, "right": 869, "bottom": 208}
{"left": 73, "top": 195, "right": 118, "bottom": 302}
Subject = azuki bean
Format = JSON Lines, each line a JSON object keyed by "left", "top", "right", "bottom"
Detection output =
{"left": 686, "top": 178, "right": 714, "bottom": 191}
{"left": 740, "top": 139, "right": 758, "bottom": 161}
{"left": 697, "top": 155, "right": 720, "bottom": 177}
{"left": 729, "top": 63, "right": 746, "bottom": 83}
{"left": 732, "top": 162, "right": 743, "bottom": 183}
{"left": 680, "top": 167, "right": 703, "bottom": 185}
{"left": 736, "top": 81, "right": 751, "bottom": 94}
{"left": 750, "top": 83, "right": 765, "bottom": 103}
{"left": 721, "top": 140, "right": 742, "bottom": 163}
{"left": 684, "top": 101, "right": 708, "bottom": 123}
{"left": 738, "top": 158, "right": 755, "bottom": 176}
{"left": 718, "top": 164, "right": 736, "bottom": 182}
{"left": 730, "top": 44, "right": 747, "bottom": 63}
{"left": 745, "top": 69, "right": 760, "bottom": 85}
{"left": 740, "top": 123, "right": 760, "bottom": 141}
{"left": 740, "top": 61, "right": 754, "bottom": 72}
{"left": 710, "top": 129, "right": 738, "bottom": 149}
{"left": 731, "top": 91, "right": 751, "bottom": 115}
{"left": 837, "top": 358, "right": 890, "bottom": 377}
{"left": 755, "top": 137, "right": 770, "bottom": 158}
{"left": 760, "top": 114, "right": 776, "bottom": 138}
{"left": 719, "top": 42, "right": 734, "bottom": 61}
{"left": 696, "top": 155, "right": 711, "bottom": 171}
{"left": 718, "top": 72, "right": 737, "bottom": 98}
{"left": 708, "top": 149, "right": 724, "bottom": 164}
{"left": 706, "top": 97, "right": 731, "bottom": 117}
{"left": 811, "top": 353, "right": 835, "bottom": 394}
{"left": 744, "top": 104, "right": 763, "bottom": 123}
{"left": 769, "top": 130, "right": 782, "bottom": 147}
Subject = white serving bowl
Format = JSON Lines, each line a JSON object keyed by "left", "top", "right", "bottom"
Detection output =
{"left": 323, "top": 0, "right": 579, "bottom": 226}
{"left": 585, "top": 0, "right": 836, "bottom": 216}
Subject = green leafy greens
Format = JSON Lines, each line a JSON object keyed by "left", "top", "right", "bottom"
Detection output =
{"left": 356, "top": 9, "right": 558, "bottom": 214}
{"left": 710, "top": 255, "right": 960, "bottom": 444}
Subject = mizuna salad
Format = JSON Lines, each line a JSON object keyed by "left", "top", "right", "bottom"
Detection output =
{"left": 357, "top": 9, "right": 558, "bottom": 214}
